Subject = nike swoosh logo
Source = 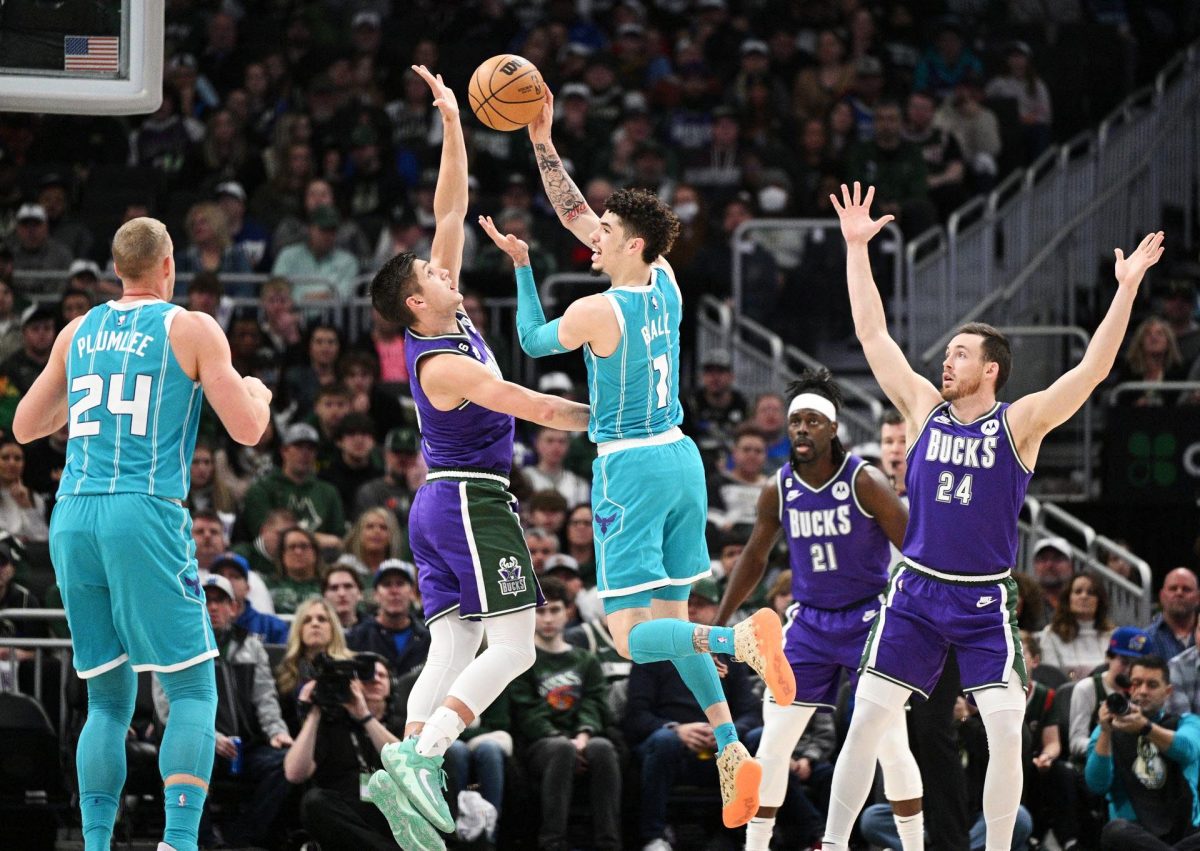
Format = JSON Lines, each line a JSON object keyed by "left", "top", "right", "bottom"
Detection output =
{"left": 862, "top": 610, "right": 877, "bottom": 622}
{"left": 976, "top": 597, "right": 995, "bottom": 608}
{"left": 417, "top": 767, "right": 440, "bottom": 804}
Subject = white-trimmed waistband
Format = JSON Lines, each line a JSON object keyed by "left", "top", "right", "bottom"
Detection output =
{"left": 426, "top": 469, "right": 510, "bottom": 487}
{"left": 597, "top": 426, "right": 684, "bottom": 457}
{"left": 901, "top": 558, "right": 1012, "bottom": 584}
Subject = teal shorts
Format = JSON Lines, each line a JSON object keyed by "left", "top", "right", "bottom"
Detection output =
{"left": 591, "top": 435, "right": 710, "bottom": 612}
{"left": 49, "top": 493, "right": 217, "bottom": 678}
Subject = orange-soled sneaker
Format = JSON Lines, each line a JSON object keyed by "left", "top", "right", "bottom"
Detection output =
{"left": 733, "top": 608, "right": 796, "bottom": 706}
{"left": 717, "top": 741, "right": 762, "bottom": 828}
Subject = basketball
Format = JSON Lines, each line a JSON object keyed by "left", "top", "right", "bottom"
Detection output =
{"left": 467, "top": 54, "right": 545, "bottom": 131}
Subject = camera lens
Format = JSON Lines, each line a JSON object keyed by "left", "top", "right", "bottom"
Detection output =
{"left": 1105, "top": 691, "right": 1130, "bottom": 716}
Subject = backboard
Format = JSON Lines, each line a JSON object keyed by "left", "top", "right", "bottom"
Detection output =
{"left": 0, "top": 0, "right": 163, "bottom": 115}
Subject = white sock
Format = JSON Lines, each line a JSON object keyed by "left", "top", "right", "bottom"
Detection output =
{"left": 157, "top": 845, "right": 178, "bottom": 851}
{"left": 894, "top": 811, "right": 924, "bottom": 851}
{"left": 744, "top": 816, "right": 774, "bottom": 850}
{"left": 415, "top": 705, "right": 466, "bottom": 758}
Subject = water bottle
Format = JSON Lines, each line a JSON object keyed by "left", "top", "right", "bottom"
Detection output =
{"left": 229, "top": 736, "right": 243, "bottom": 776}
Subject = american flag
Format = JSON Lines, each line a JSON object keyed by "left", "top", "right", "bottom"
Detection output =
{"left": 64, "top": 36, "right": 119, "bottom": 73}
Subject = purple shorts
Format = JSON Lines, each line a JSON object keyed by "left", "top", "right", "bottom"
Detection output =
{"left": 409, "top": 477, "right": 543, "bottom": 624}
{"left": 860, "top": 562, "right": 1027, "bottom": 699}
{"left": 782, "top": 595, "right": 884, "bottom": 711}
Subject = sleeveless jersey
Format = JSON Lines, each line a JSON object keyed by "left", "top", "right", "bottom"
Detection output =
{"left": 902, "top": 401, "right": 1033, "bottom": 576}
{"left": 59, "top": 300, "right": 203, "bottom": 500}
{"left": 404, "top": 312, "right": 514, "bottom": 474}
{"left": 583, "top": 266, "right": 684, "bottom": 443}
{"left": 780, "top": 454, "right": 892, "bottom": 610}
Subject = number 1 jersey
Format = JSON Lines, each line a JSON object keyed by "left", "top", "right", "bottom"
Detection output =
{"left": 59, "top": 300, "right": 203, "bottom": 500}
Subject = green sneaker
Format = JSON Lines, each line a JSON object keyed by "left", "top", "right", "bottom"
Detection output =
{"left": 381, "top": 738, "right": 455, "bottom": 834}
{"left": 365, "top": 769, "right": 446, "bottom": 851}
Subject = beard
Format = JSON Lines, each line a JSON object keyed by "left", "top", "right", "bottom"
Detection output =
{"left": 941, "top": 372, "right": 981, "bottom": 401}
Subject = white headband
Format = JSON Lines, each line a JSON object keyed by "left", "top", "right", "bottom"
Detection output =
{"left": 788, "top": 393, "right": 837, "bottom": 422}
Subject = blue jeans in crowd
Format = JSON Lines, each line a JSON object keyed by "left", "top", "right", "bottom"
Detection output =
{"left": 445, "top": 738, "right": 506, "bottom": 840}
{"left": 635, "top": 726, "right": 721, "bottom": 843}
{"left": 200, "top": 742, "right": 289, "bottom": 846}
{"left": 860, "top": 801, "right": 1033, "bottom": 850}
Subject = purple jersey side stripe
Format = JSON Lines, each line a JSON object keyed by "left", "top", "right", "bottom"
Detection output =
{"left": 901, "top": 401, "right": 1033, "bottom": 576}
{"left": 405, "top": 313, "right": 514, "bottom": 474}
{"left": 782, "top": 454, "right": 892, "bottom": 610}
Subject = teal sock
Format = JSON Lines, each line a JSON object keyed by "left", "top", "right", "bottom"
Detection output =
{"left": 714, "top": 722, "right": 738, "bottom": 755}
{"left": 671, "top": 654, "right": 727, "bottom": 711}
{"left": 77, "top": 664, "right": 136, "bottom": 851}
{"left": 164, "top": 783, "right": 207, "bottom": 850}
{"left": 628, "top": 619, "right": 735, "bottom": 663}
{"left": 81, "top": 793, "right": 120, "bottom": 851}
{"left": 158, "top": 662, "right": 217, "bottom": 851}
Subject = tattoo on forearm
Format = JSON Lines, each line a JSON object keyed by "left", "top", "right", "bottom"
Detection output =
{"left": 534, "top": 142, "right": 589, "bottom": 224}
{"left": 692, "top": 626, "right": 710, "bottom": 654}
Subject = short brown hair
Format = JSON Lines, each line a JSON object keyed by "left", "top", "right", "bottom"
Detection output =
{"left": 112, "top": 217, "right": 172, "bottom": 281}
{"left": 370, "top": 251, "right": 420, "bottom": 327}
{"left": 604, "top": 188, "right": 680, "bottom": 262}
{"left": 954, "top": 322, "right": 1011, "bottom": 391}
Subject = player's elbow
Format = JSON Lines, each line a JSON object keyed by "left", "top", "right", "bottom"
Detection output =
{"left": 10, "top": 413, "right": 35, "bottom": 445}
{"left": 225, "top": 414, "right": 268, "bottom": 447}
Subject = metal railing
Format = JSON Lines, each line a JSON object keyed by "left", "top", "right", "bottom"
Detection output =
{"left": 1108, "top": 380, "right": 1200, "bottom": 405}
{"left": 0, "top": 609, "right": 72, "bottom": 742}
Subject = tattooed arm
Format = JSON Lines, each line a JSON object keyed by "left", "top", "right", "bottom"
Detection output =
{"left": 527, "top": 88, "right": 601, "bottom": 246}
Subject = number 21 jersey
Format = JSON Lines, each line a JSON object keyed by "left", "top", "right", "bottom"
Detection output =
{"left": 59, "top": 300, "right": 203, "bottom": 500}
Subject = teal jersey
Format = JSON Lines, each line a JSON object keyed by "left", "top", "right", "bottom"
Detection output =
{"left": 59, "top": 300, "right": 204, "bottom": 500}
{"left": 583, "top": 266, "right": 684, "bottom": 443}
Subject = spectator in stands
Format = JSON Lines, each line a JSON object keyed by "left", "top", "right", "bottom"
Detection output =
{"left": 232, "top": 507, "right": 293, "bottom": 579}
{"left": 845, "top": 99, "right": 936, "bottom": 237}
{"left": 750, "top": 391, "right": 790, "bottom": 467}
{"left": 242, "top": 423, "right": 345, "bottom": 550}
{"left": 707, "top": 424, "right": 769, "bottom": 539}
{"left": 251, "top": 139, "right": 314, "bottom": 230}
{"left": 323, "top": 566, "right": 364, "bottom": 631}
{"left": 354, "top": 427, "right": 420, "bottom": 525}
{"left": 155, "top": 574, "right": 292, "bottom": 848}
{"left": 269, "top": 526, "right": 326, "bottom": 615}
{"left": 524, "top": 427, "right": 590, "bottom": 508}
{"left": 1070, "top": 626, "right": 1152, "bottom": 762}
{"left": 1033, "top": 536, "right": 1076, "bottom": 615}
{"left": 360, "top": 306, "right": 408, "bottom": 387}
{"left": 683, "top": 105, "right": 746, "bottom": 193}
{"left": 271, "top": 205, "right": 360, "bottom": 301}
{"left": 258, "top": 277, "right": 303, "bottom": 363}
{"left": 65, "top": 259, "right": 103, "bottom": 297}
{"left": 272, "top": 177, "right": 372, "bottom": 269}
{"left": 791, "top": 118, "right": 838, "bottom": 217}
{"left": 57, "top": 288, "right": 92, "bottom": 325}
{"left": 1, "top": 305, "right": 56, "bottom": 398}
{"left": 0, "top": 278, "right": 20, "bottom": 364}
{"left": 564, "top": 504, "right": 597, "bottom": 588}
{"left": 284, "top": 323, "right": 342, "bottom": 416}
{"left": 542, "top": 554, "right": 589, "bottom": 627}
{"left": 193, "top": 508, "right": 274, "bottom": 612}
{"left": 509, "top": 577, "right": 620, "bottom": 851}
{"left": 0, "top": 436, "right": 48, "bottom": 543}
{"left": 1116, "top": 316, "right": 1187, "bottom": 406}
{"left": 1086, "top": 655, "right": 1200, "bottom": 850}
{"left": 7, "top": 203, "right": 73, "bottom": 272}
{"left": 183, "top": 270, "right": 232, "bottom": 330}
{"left": 683, "top": 348, "right": 750, "bottom": 473}
{"left": 1156, "top": 277, "right": 1200, "bottom": 375}
{"left": 914, "top": 18, "right": 984, "bottom": 100}
{"left": 525, "top": 526, "right": 559, "bottom": 576}
{"left": 214, "top": 182, "right": 270, "bottom": 271}
{"left": 1146, "top": 567, "right": 1200, "bottom": 662}
{"left": 187, "top": 439, "right": 237, "bottom": 524}
{"left": 320, "top": 412, "right": 382, "bottom": 510}
{"left": 445, "top": 695, "right": 511, "bottom": 851}
{"left": 336, "top": 507, "right": 405, "bottom": 579}
{"left": 0, "top": 535, "right": 47, "bottom": 663}
{"left": 878, "top": 407, "right": 908, "bottom": 496}
{"left": 985, "top": 41, "right": 1053, "bottom": 160}
{"left": 767, "top": 569, "right": 793, "bottom": 619}
{"left": 337, "top": 351, "right": 404, "bottom": 437}
{"left": 792, "top": 29, "right": 855, "bottom": 123}
{"left": 845, "top": 55, "right": 887, "bottom": 141}
{"left": 934, "top": 78, "right": 1002, "bottom": 192}
{"left": 625, "top": 577, "right": 761, "bottom": 850}
{"left": 37, "top": 173, "right": 93, "bottom": 260}
{"left": 283, "top": 651, "right": 400, "bottom": 850}
{"left": 1039, "top": 571, "right": 1117, "bottom": 681}
{"left": 176, "top": 201, "right": 254, "bottom": 276}
{"left": 527, "top": 489, "right": 570, "bottom": 540}
{"left": 347, "top": 560, "right": 429, "bottom": 679}
{"left": 210, "top": 551, "right": 290, "bottom": 645}
{"left": 275, "top": 597, "right": 346, "bottom": 717}
{"left": 904, "top": 90, "right": 967, "bottom": 220}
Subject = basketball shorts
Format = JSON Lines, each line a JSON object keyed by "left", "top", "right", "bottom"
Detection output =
{"left": 591, "top": 435, "right": 710, "bottom": 612}
{"left": 50, "top": 493, "right": 217, "bottom": 678}
{"left": 859, "top": 560, "right": 1027, "bottom": 699}
{"left": 408, "top": 476, "right": 543, "bottom": 624}
{"left": 782, "top": 595, "right": 884, "bottom": 711}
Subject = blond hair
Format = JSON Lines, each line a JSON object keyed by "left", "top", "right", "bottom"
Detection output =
{"left": 275, "top": 596, "right": 353, "bottom": 695}
{"left": 186, "top": 202, "right": 232, "bottom": 250}
{"left": 111, "top": 217, "right": 172, "bottom": 281}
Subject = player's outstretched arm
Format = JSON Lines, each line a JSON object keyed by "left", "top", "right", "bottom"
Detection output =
{"left": 1008, "top": 231, "right": 1164, "bottom": 453}
{"left": 418, "top": 64, "right": 469, "bottom": 285}
{"left": 12, "top": 318, "right": 82, "bottom": 443}
{"left": 420, "top": 353, "right": 590, "bottom": 431}
{"left": 479, "top": 214, "right": 567, "bottom": 357}
{"left": 854, "top": 462, "right": 909, "bottom": 550}
{"left": 831, "top": 182, "right": 940, "bottom": 422}
{"left": 527, "top": 88, "right": 601, "bottom": 246}
{"left": 175, "top": 311, "right": 272, "bottom": 445}
{"left": 714, "top": 483, "right": 783, "bottom": 626}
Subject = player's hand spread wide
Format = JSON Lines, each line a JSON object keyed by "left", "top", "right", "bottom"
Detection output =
{"left": 478, "top": 215, "right": 531, "bottom": 267}
{"left": 412, "top": 63, "right": 458, "bottom": 121}
{"left": 830, "top": 181, "right": 894, "bottom": 246}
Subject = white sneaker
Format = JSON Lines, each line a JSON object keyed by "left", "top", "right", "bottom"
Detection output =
{"left": 157, "top": 845, "right": 178, "bottom": 851}
{"left": 642, "top": 839, "right": 672, "bottom": 851}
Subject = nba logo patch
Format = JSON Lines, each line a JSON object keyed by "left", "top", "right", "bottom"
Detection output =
{"left": 116, "top": 314, "right": 127, "bottom": 326}
{"left": 981, "top": 419, "right": 1000, "bottom": 436}
{"left": 832, "top": 481, "right": 850, "bottom": 500}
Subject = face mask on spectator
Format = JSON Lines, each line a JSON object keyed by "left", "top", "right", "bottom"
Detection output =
{"left": 759, "top": 186, "right": 788, "bottom": 213}
{"left": 675, "top": 201, "right": 699, "bottom": 223}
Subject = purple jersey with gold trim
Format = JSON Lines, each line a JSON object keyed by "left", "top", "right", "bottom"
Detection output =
{"left": 404, "top": 312, "right": 513, "bottom": 473}
{"left": 901, "top": 401, "right": 1032, "bottom": 576}
{"left": 780, "top": 454, "right": 892, "bottom": 610}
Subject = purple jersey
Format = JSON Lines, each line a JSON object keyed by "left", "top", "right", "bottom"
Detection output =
{"left": 902, "top": 401, "right": 1033, "bottom": 577}
{"left": 405, "top": 313, "right": 514, "bottom": 474}
{"left": 780, "top": 454, "right": 892, "bottom": 610}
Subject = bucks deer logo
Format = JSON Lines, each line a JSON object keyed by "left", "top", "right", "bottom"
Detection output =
{"left": 498, "top": 557, "right": 527, "bottom": 596}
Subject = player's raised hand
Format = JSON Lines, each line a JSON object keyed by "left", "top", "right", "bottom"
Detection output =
{"left": 412, "top": 64, "right": 459, "bottom": 121}
{"left": 478, "top": 215, "right": 531, "bottom": 267}
{"left": 1114, "top": 231, "right": 1165, "bottom": 291}
{"left": 830, "top": 182, "right": 895, "bottom": 246}
{"left": 526, "top": 87, "right": 554, "bottom": 145}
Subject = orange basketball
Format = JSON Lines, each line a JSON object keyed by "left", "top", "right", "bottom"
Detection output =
{"left": 467, "top": 54, "right": 545, "bottom": 131}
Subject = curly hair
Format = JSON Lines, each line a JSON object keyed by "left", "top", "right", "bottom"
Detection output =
{"left": 370, "top": 251, "right": 420, "bottom": 327}
{"left": 604, "top": 188, "right": 681, "bottom": 263}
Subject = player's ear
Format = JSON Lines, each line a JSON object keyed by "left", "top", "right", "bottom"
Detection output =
{"left": 628, "top": 235, "right": 645, "bottom": 257}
